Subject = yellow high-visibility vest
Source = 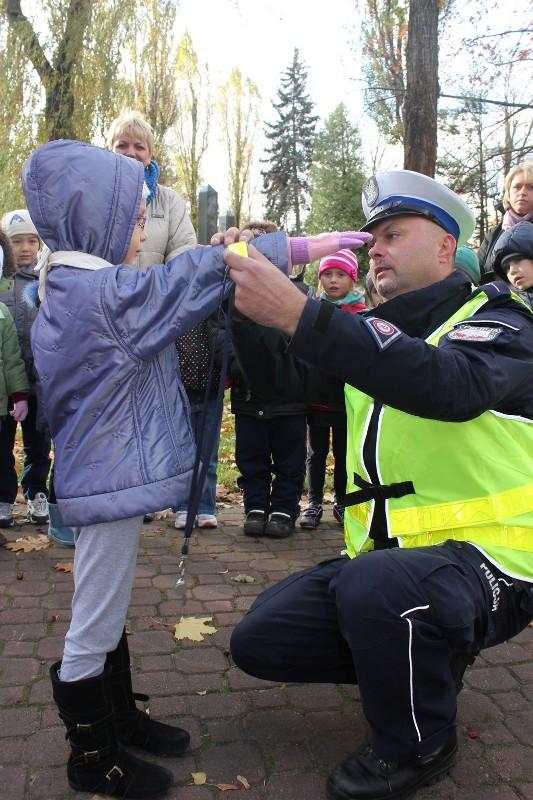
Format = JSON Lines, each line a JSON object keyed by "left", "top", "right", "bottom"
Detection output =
{"left": 344, "top": 289, "right": 533, "bottom": 581}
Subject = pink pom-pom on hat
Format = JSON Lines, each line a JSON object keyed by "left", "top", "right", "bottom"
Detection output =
{"left": 318, "top": 249, "right": 359, "bottom": 283}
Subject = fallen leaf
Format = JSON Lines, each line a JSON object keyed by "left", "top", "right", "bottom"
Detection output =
{"left": 214, "top": 784, "right": 241, "bottom": 792}
{"left": 196, "top": 690, "right": 207, "bottom": 695}
{"left": 467, "top": 727, "right": 479, "bottom": 739}
{"left": 4, "top": 535, "right": 51, "bottom": 553}
{"left": 16, "top": 573, "right": 24, "bottom": 580}
{"left": 231, "top": 574, "right": 255, "bottom": 584}
{"left": 237, "top": 775, "right": 251, "bottom": 789}
{"left": 174, "top": 616, "right": 217, "bottom": 642}
{"left": 54, "top": 562, "right": 73, "bottom": 573}
{"left": 51, "top": 614, "right": 60, "bottom": 622}
{"left": 190, "top": 772, "right": 207, "bottom": 785}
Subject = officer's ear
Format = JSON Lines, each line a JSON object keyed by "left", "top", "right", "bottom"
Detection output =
{"left": 438, "top": 232, "right": 457, "bottom": 266}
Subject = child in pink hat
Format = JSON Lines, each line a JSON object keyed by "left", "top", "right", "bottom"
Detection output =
{"left": 317, "top": 249, "right": 366, "bottom": 312}
{"left": 299, "top": 249, "right": 366, "bottom": 530}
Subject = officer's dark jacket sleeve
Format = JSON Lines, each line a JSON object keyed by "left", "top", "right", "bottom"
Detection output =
{"left": 288, "top": 296, "right": 533, "bottom": 422}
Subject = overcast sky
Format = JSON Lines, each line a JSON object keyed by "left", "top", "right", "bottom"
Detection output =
{"left": 174, "top": 0, "right": 376, "bottom": 212}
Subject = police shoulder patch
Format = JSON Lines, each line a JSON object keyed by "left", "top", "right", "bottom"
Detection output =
{"left": 363, "top": 316, "right": 403, "bottom": 350}
{"left": 447, "top": 325, "right": 502, "bottom": 343}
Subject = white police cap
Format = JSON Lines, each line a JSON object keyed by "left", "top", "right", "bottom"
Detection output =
{"left": 361, "top": 170, "right": 475, "bottom": 245}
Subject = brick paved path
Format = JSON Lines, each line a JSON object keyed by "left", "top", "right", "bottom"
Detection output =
{"left": 1, "top": 504, "right": 532, "bottom": 800}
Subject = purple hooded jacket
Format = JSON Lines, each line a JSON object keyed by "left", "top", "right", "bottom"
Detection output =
{"left": 23, "top": 140, "right": 289, "bottom": 526}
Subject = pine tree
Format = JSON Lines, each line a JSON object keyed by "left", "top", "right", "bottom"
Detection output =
{"left": 262, "top": 49, "right": 318, "bottom": 234}
{"left": 305, "top": 104, "right": 367, "bottom": 235}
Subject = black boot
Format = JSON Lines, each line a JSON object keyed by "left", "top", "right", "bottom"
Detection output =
{"left": 107, "top": 631, "right": 190, "bottom": 757}
{"left": 326, "top": 731, "right": 457, "bottom": 800}
{"left": 50, "top": 662, "right": 173, "bottom": 798}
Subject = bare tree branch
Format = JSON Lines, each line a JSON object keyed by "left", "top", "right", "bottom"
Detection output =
{"left": 4, "top": 0, "right": 52, "bottom": 83}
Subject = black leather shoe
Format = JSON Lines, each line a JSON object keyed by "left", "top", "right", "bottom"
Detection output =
{"left": 265, "top": 512, "right": 295, "bottom": 538}
{"left": 243, "top": 510, "right": 267, "bottom": 536}
{"left": 326, "top": 731, "right": 457, "bottom": 800}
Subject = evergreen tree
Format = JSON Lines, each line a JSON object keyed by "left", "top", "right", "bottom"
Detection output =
{"left": 305, "top": 104, "right": 367, "bottom": 235}
{"left": 262, "top": 49, "right": 318, "bottom": 234}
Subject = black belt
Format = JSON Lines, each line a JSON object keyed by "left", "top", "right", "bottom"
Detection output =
{"left": 344, "top": 473, "right": 415, "bottom": 506}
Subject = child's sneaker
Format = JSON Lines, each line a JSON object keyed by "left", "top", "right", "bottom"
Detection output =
{"left": 0, "top": 503, "right": 14, "bottom": 528}
{"left": 333, "top": 503, "right": 345, "bottom": 525}
{"left": 28, "top": 493, "right": 49, "bottom": 524}
{"left": 298, "top": 504, "right": 323, "bottom": 530}
{"left": 174, "top": 511, "right": 189, "bottom": 529}
{"left": 243, "top": 510, "right": 267, "bottom": 537}
{"left": 265, "top": 512, "right": 295, "bottom": 539}
{"left": 197, "top": 514, "right": 217, "bottom": 529}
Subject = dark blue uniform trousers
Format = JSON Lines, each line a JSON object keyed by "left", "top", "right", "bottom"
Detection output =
{"left": 230, "top": 542, "right": 532, "bottom": 760}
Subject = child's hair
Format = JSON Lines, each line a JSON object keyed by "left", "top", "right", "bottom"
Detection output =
{"left": 503, "top": 161, "right": 533, "bottom": 210}
{"left": 107, "top": 109, "right": 155, "bottom": 155}
{"left": 240, "top": 219, "right": 278, "bottom": 236}
{"left": 0, "top": 230, "right": 16, "bottom": 279}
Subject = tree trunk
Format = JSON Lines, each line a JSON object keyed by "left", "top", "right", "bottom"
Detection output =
{"left": 5, "top": 0, "right": 92, "bottom": 140}
{"left": 403, "top": 0, "right": 439, "bottom": 176}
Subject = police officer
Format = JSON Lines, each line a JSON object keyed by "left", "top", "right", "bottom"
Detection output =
{"left": 222, "top": 170, "right": 533, "bottom": 800}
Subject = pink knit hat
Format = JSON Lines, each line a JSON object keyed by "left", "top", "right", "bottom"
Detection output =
{"left": 318, "top": 249, "right": 358, "bottom": 282}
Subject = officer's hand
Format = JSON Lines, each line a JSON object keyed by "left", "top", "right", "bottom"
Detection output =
{"left": 210, "top": 227, "right": 254, "bottom": 246}
{"left": 224, "top": 244, "right": 306, "bottom": 335}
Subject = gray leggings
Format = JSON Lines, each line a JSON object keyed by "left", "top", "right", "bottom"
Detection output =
{"left": 60, "top": 516, "right": 144, "bottom": 682}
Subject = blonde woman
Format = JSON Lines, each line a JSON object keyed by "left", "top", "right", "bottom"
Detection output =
{"left": 107, "top": 110, "right": 196, "bottom": 269}
{"left": 479, "top": 160, "right": 533, "bottom": 282}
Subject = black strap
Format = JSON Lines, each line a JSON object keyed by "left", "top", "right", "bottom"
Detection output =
{"left": 344, "top": 473, "right": 415, "bottom": 506}
{"left": 314, "top": 301, "right": 335, "bottom": 333}
{"left": 180, "top": 275, "right": 232, "bottom": 556}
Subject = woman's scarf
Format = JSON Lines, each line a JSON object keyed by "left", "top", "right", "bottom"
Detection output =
{"left": 144, "top": 160, "right": 161, "bottom": 206}
{"left": 502, "top": 208, "right": 533, "bottom": 230}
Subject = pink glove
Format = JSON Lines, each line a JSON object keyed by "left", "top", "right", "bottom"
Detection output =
{"left": 10, "top": 399, "right": 28, "bottom": 422}
{"left": 288, "top": 231, "right": 373, "bottom": 268}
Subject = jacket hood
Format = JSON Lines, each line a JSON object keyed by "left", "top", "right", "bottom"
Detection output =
{"left": 22, "top": 140, "right": 144, "bottom": 265}
{"left": 492, "top": 220, "right": 533, "bottom": 278}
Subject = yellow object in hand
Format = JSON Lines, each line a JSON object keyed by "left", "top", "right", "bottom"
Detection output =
{"left": 227, "top": 241, "right": 249, "bottom": 257}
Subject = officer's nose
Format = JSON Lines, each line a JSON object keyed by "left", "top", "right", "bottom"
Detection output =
{"left": 368, "top": 239, "right": 380, "bottom": 259}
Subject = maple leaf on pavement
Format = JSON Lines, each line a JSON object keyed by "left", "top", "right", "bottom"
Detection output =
{"left": 174, "top": 616, "right": 217, "bottom": 642}
{"left": 5, "top": 535, "right": 51, "bottom": 553}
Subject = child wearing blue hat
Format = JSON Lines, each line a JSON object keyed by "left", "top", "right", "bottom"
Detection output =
{"left": 493, "top": 220, "right": 533, "bottom": 309}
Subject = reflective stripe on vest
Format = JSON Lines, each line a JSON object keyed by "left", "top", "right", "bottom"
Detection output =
{"left": 344, "top": 288, "right": 533, "bottom": 580}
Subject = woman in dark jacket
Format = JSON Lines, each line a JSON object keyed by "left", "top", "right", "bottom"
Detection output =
{"left": 479, "top": 160, "right": 533, "bottom": 282}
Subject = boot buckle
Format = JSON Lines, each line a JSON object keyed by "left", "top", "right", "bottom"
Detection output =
{"left": 106, "top": 764, "right": 124, "bottom": 782}
{"left": 82, "top": 749, "right": 100, "bottom": 763}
